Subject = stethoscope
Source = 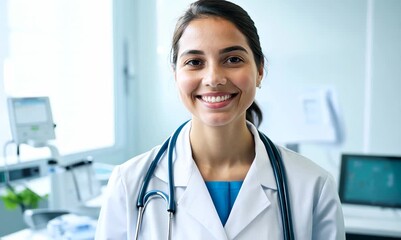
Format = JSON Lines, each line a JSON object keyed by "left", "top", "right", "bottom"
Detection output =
{"left": 134, "top": 121, "right": 295, "bottom": 240}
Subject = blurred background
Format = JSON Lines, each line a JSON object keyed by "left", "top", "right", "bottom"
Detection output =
{"left": 0, "top": 0, "right": 400, "bottom": 238}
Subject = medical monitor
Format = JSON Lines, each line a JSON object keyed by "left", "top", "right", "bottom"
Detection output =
{"left": 7, "top": 97, "right": 56, "bottom": 144}
{"left": 339, "top": 154, "right": 401, "bottom": 208}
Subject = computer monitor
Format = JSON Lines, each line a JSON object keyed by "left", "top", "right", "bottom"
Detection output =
{"left": 339, "top": 154, "right": 401, "bottom": 208}
{"left": 7, "top": 97, "right": 56, "bottom": 144}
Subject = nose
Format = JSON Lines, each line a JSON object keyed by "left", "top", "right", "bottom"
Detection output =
{"left": 203, "top": 64, "right": 227, "bottom": 87}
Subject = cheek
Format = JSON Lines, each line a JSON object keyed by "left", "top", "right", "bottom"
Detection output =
{"left": 176, "top": 71, "right": 199, "bottom": 98}
{"left": 234, "top": 72, "right": 257, "bottom": 94}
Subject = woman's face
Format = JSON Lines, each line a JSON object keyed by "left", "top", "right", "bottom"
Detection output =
{"left": 174, "top": 17, "right": 263, "bottom": 127}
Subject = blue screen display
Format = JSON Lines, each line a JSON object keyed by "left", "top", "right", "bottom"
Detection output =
{"left": 339, "top": 154, "right": 401, "bottom": 208}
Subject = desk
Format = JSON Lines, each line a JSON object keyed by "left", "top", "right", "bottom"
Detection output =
{"left": 345, "top": 216, "right": 401, "bottom": 238}
{"left": 2, "top": 228, "right": 49, "bottom": 240}
{"left": 343, "top": 205, "right": 401, "bottom": 239}
{"left": 2, "top": 213, "right": 97, "bottom": 240}
{"left": 1, "top": 188, "right": 104, "bottom": 239}
{"left": 1, "top": 162, "right": 112, "bottom": 239}
{"left": 2, "top": 227, "right": 96, "bottom": 240}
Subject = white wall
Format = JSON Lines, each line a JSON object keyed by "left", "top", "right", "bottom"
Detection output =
{"left": 369, "top": 0, "right": 401, "bottom": 155}
{"left": 126, "top": 0, "right": 190, "bottom": 157}
{"left": 248, "top": 0, "right": 369, "bottom": 178}
{"left": 0, "top": 0, "right": 10, "bottom": 142}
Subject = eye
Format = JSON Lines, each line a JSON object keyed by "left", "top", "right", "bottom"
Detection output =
{"left": 185, "top": 59, "right": 203, "bottom": 67}
{"left": 225, "top": 56, "right": 243, "bottom": 64}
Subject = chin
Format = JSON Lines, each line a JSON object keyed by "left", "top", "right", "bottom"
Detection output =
{"left": 197, "top": 114, "right": 239, "bottom": 128}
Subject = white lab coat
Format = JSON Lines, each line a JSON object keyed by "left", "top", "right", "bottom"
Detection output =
{"left": 95, "top": 122, "right": 345, "bottom": 240}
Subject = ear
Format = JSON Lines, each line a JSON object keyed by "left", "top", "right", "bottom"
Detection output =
{"left": 256, "top": 65, "right": 264, "bottom": 87}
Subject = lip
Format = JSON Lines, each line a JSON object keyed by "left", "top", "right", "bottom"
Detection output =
{"left": 196, "top": 92, "right": 238, "bottom": 109}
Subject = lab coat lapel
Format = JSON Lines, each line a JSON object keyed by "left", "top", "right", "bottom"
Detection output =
{"left": 154, "top": 122, "right": 193, "bottom": 187}
{"left": 224, "top": 123, "right": 277, "bottom": 239}
{"left": 153, "top": 122, "right": 227, "bottom": 239}
{"left": 153, "top": 122, "right": 278, "bottom": 239}
{"left": 224, "top": 161, "right": 271, "bottom": 238}
{"left": 178, "top": 165, "right": 228, "bottom": 240}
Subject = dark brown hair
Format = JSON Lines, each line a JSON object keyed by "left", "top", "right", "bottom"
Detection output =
{"left": 171, "top": 0, "right": 264, "bottom": 127}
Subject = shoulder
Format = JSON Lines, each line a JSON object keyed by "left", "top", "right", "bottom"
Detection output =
{"left": 278, "top": 146, "right": 331, "bottom": 182}
{"left": 104, "top": 145, "right": 165, "bottom": 197}
{"left": 277, "top": 146, "right": 342, "bottom": 208}
{"left": 96, "top": 146, "right": 165, "bottom": 239}
{"left": 277, "top": 147, "right": 345, "bottom": 238}
{"left": 277, "top": 146, "right": 339, "bottom": 201}
{"left": 115, "top": 145, "right": 164, "bottom": 184}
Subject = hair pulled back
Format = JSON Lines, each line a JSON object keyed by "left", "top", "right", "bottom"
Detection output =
{"left": 171, "top": 0, "right": 264, "bottom": 127}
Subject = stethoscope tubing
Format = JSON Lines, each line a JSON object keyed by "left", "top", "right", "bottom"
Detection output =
{"left": 166, "top": 121, "right": 188, "bottom": 213}
{"left": 135, "top": 121, "right": 188, "bottom": 240}
{"left": 135, "top": 122, "right": 294, "bottom": 240}
{"left": 136, "top": 139, "right": 169, "bottom": 208}
{"left": 259, "top": 132, "right": 295, "bottom": 240}
{"left": 135, "top": 191, "right": 172, "bottom": 240}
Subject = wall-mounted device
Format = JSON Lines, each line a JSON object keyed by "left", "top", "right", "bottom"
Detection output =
{"left": 259, "top": 87, "right": 343, "bottom": 152}
{"left": 7, "top": 97, "right": 56, "bottom": 145}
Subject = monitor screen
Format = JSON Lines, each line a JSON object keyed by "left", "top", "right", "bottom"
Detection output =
{"left": 14, "top": 98, "right": 49, "bottom": 124}
{"left": 339, "top": 154, "right": 401, "bottom": 208}
{"left": 7, "top": 97, "right": 55, "bottom": 144}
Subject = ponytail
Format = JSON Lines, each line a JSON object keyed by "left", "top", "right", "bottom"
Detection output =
{"left": 246, "top": 101, "right": 263, "bottom": 128}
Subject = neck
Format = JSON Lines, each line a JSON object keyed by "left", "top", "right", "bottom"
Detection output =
{"left": 189, "top": 119, "right": 255, "bottom": 181}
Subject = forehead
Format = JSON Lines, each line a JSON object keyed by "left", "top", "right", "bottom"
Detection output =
{"left": 178, "top": 17, "right": 250, "bottom": 53}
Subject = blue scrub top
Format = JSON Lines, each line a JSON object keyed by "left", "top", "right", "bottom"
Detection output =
{"left": 205, "top": 181, "right": 243, "bottom": 226}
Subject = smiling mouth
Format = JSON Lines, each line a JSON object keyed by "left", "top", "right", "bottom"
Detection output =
{"left": 197, "top": 94, "right": 237, "bottom": 103}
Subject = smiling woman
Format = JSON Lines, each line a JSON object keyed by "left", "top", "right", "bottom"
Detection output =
{"left": 173, "top": 17, "right": 263, "bottom": 128}
{"left": 95, "top": 1, "right": 345, "bottom": 239}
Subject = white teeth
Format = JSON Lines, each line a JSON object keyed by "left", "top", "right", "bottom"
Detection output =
{"left": 202, "top": 95, "right": 231, "bottom": 103}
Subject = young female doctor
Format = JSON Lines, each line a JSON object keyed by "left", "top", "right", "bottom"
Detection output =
{"left": 95, "top": 0, "right": 345, "bottom": 239}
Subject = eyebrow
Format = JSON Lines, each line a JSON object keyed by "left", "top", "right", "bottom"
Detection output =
{"left": 219, "top": 45, "right": 248, "bottom": 54}
{"left": 180, "top": 49, "right": 204, "bottom": 57}
{"left": 179, "top": 45, "right": 248, "bottom": 58}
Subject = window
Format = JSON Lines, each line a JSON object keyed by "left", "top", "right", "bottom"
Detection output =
{"left": 0, "top": 0, "right": 126, "bottom": 164}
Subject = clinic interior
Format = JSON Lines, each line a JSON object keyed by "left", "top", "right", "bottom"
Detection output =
{"left": 0, "top": 0, "right": 400, "bottom": 239}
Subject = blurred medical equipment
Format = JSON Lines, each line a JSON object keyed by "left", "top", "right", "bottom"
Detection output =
{"left": 4, "top": 96, "right": 60, "bottom": 184}
{"left": 48, "top": 157, "right": 102, "bottom": 212}
{"left": 134, "top": 121, "right": 295, "bottom": 240}
{"left": 339, "top": 153, "right": 401, "bottom": 209}
{"left": 259, "top": 87, "right": 344, "bottom": 152}
{"left": 0, "top": 160, "right": 47, "bottom": 186}
{"left": 339, "top": 153, "right": 401, "bottom": 239}
{"left": 23, "top": 208, "right": 69, "bottom": 230}
{"left": 7, "top": 97, "right": 56, "bottom": 147}
{"left": 0, "top": 158, "right": 107, "bottom": 210}
{"left": 4, "top": 96, "right": 103, "bottom": 214}
{"left": 47, "top": 213, "right": 97, "bottom": 240}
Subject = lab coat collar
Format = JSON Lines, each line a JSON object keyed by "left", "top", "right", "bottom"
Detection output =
{"left": 153, "top": 121, "right": 194, "bottom": 187}
{"left": 153, "top": 121, "right": 278, "bottom": 189}
{"left": 223, "top": 122, "right": 277, "bottom": 238}
{"left": 154, "top": 121, "right": 228, "bottom": 239}
{"left": 248, "top": 122, "right": 278, "bottom": 191}
{"left": 153, "top": 121, "right": 279, "bottom": 239}
{"left": 178, "top": 154, "right": 274, "bottom": 240}
{"left": 179, "top": 165, "right": 229, "bottom": 240}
